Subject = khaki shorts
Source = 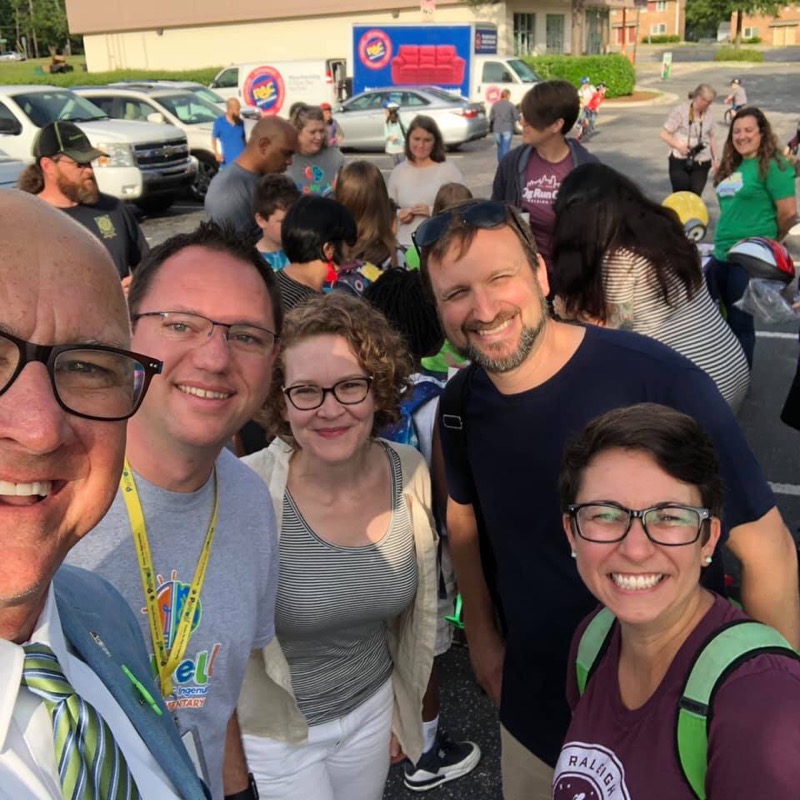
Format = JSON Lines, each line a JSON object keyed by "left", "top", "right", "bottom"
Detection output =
{"left": 500, "top": 725, "right": 554, "bottom": 800}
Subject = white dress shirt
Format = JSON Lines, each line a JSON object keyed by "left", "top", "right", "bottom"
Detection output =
{"left": 0, "top": 585, "right": 180, "bottom": 799}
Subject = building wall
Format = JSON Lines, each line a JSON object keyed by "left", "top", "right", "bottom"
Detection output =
{"left": 732, "top": 6, "right": 800, "bottom": 46}
{"left": 610, "top": 0, "right": 685, "bottom": 45}
{"left": 74, "top": 1, "right": 575, "bottom": 72}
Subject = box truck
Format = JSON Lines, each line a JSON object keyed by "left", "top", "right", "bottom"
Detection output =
{"left": 352, "top": 23, "right": 540, "bottom": 107}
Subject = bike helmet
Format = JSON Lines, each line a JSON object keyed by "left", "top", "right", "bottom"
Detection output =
{"left": 730, "top": 77, "right": 742, "bottom": 85}
{"left": 662, "top": 191, "right": 709, "bottom": 241}
{"left": 727, "top": 237, "right": 795, "bottom": 283}
{"left": 383, "top": 100, "right": 400, "bottom": 110}
{"left": 580, "top": 76, "right": 590, "bottom": 84}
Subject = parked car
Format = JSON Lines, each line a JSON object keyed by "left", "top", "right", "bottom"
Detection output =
{"left": 0, "top": 85, "right": 194, "bottom": 213}
{"left": 0, "top": 148, "right": 25, "bottom": 187}
{"left": 76, "top": 85, "right": 237, "bottom": 200}
{"left": 109, "top": 80, "right": 261, "bottom": 119}
{"left": 333, "top": 86, "right": 488, "bottom": 151}
{"left": 0, "top": 51, "right": 25, "bottom": 62}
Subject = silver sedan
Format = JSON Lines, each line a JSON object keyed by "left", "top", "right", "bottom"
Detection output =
{"left": 334, "top": 86, "right": 488, "bottom": 151}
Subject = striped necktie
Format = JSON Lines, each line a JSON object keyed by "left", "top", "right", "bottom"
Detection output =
{"left": 21, "top": 642, "right": 140, "bottom": 800}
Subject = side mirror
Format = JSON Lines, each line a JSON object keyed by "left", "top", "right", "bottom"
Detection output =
{"left": 0, "top": 117, "right": 22, "bottom": 135}
{"left": 146, "top": 112, "right": 166, "bottom": 124}
{"left": 334, "top": 105, "right": 345, "bottom": 113}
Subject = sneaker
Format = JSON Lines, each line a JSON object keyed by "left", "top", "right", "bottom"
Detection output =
{"left": 403, "top": 732, "right": 481, "bottom": 792}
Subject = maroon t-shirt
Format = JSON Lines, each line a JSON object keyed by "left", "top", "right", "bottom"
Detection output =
{"left": 520, "top": 149, "right": 574, "bottom": 272}
{"left": 554, "top": 593, "right": 800, "bottom": 799}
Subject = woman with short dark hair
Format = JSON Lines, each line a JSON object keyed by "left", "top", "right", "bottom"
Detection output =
{"left": 387, "top": 115, "right": 464, "bottom": 247}
{"left": 552, "top": 163, "right": 750, "bottom": 410}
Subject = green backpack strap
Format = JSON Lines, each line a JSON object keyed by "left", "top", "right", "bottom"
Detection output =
{"left": 576, "top": 607, "right": 616, "bottom": 695}
{"left": 676, "top": 619, "right": 798, "bottom": 800}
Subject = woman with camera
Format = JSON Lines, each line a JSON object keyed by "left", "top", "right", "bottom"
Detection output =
{"left": 660, "top": 84, "right": 719, "bottom": 196}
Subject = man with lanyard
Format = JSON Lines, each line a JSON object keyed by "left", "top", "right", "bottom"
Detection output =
{"left": 415, "top": 199, "right": 800, "bottom": 800}
{"left": 68, "top": 222, "right": 282, "bottom": 800}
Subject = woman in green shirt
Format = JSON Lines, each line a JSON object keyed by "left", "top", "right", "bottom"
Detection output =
{"left": 708, "top": 107, "right": 796, "bottom": 368}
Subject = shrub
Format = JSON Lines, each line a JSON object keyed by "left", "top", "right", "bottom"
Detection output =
{"left": 640, "top": 34, "right": 681, "bottom": 43}
{"left": 522, "top": 54, "right": 635, "bottom": 98}
{"left": 742, "top": 36, "right": 762, "bottom": 44}
{"left": 714, "top": 47, "right": 765, "bottom": 62}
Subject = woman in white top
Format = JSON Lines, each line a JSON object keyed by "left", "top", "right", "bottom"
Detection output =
{"left": 552, "top": 163, "right": 750, "bottom": 411}
{"left": 660, "top": 83, "right": 719, "bottom": 196}
{"left": 387, "top": 115, "right": 465, "bottom": 247}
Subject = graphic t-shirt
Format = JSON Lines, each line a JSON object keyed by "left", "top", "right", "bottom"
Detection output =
{"left": 555, "top": 594, "right": 800, "bottom": 799}
{"left": 520, "top": 149, "right": 574, "bottom": 271}
{"left": 212, "top": 116, "right": 246, "bottom": 166}
{"left": 65, "top": 449, "right": 278, "bottom": 800}
{"left": 440, "top": 326, "right": 775, "bottom": 766}
{"left": 714, "top": 156, "right": 796, "bottom": 260}
{"left": 61, "top": 193, "right": 149, "bottom": 279}
{"left": 286, "top": 147, "right": 345, "bottom": 197}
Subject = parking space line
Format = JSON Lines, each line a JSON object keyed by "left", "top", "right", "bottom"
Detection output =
{"left": 770, "top": 482, "right": 800, "bottom": 497}
{"left": 756, "top": 331, "right": 797, "bottom": 340}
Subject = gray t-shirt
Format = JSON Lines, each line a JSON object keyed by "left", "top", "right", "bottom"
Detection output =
{"left": 286, "top": 147, "right": 345, "bottom": 197}
{"left": 490, "top": 98, "right": 519, "bottom": 134}
{"left": 204, "top": 162, "right": 261, "bottom": 241}
{"left": 66, "top": 449, "right": 278, "bottom": 800}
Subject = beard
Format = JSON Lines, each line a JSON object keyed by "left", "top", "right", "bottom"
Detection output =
{"left": 455, "top": 293, "right": 549, "bottom": 374}
{"left": 231, "top": 113, "right": 241, "bottom": 124}
{"left": 57, "top": 169, "right": 99, "bottom": 205}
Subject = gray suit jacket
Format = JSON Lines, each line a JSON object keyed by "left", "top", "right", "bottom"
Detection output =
{"left": 53, "top": 565, "right": 210, "bottom": 800}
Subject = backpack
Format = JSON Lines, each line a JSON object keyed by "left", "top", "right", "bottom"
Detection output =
{"left": 382, "top": 378, "right": 443, "bottom": 449}
{"left": 575, "top": 607, "right": 798, "bottom": 799}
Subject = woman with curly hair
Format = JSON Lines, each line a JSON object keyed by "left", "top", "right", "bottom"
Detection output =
{"left": 708, "top": 107, "right": 797, "bottom": 368}
{"left": 236, "top": 292, "right": 439, "bottom": 800}
{"left": 335, "top": 160, "right": 403, "bottom": 268}
{"left": 552, "top": 163, "right": 750, "bottom": 410}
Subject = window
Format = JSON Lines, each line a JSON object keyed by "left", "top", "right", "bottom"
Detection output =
{"left": 211, "top": 68, "right": 238, "bottom": 89}
{"left": 399, "top": 92, "right": 429, "bottom": 107}
{"left": 482, "top": 61, "right": 513, "bottom": 83}
{"left": 345, "top": 92, "right": 385, "bottom": 111}
{"left": 656, "top": 1, "right": 667, "bottom": 11}
{"left": 650, "top": 23, "right": 667, "bottom": 35}
{"left": 156, "top": 94, "right": 221, "bottom": 125}
{"left": 545, "top": 14, "right": 565, "bottom": 54}
{"left": 743, "top": 26, "right": 759, "bottom": 38}
{"left": 513, "top": 13, "right": 536, "bottom": 56}
{"left": 11, "top": 90, "right": 106, "bottom": 127}
{"left": 0, "top": 101, "right": 21, "bottom": 134}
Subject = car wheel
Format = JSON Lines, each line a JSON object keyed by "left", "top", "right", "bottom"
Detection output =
{"left": 446, "top": 143, "right": 462, "bottom": 153}
{"left": 191, "top": 154, "right": 219, "bottom": 201}
{"left": 135, "top": 194, "right": 176, "bottom": 215}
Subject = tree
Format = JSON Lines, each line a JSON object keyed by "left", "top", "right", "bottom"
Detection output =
{"left": 686, "top": 0, "right": 789, "bottom": 44}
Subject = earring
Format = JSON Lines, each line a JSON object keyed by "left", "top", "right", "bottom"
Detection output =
{"left": 703, "top": 555, "right": 713, "bottom": 565}
{"left": 570, "top": 551, "right": 577, "bottom": 559}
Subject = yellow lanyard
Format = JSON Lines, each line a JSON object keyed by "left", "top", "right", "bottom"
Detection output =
{"left": 119, "top": 459, "right": 219, "bottom": 698}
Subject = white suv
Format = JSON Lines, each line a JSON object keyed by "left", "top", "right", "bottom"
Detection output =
{"left": 76, "top": 85, "right": 245, "bottom": 201}
{"left": 0, "top": 85, "right": 195, "bottom": 213}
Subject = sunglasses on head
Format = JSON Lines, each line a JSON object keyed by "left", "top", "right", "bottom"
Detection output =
{"left": 412, "top": 200, "right": 514, "bottom": 251}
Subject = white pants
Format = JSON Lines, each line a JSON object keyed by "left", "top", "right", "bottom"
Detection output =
{"left": 242, "top": 678, "right": 393, "bottom": 800}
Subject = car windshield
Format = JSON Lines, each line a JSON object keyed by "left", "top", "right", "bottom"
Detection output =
{"left": 193, "top": 86, "right": 225, "bottom": 104}
{"left": 424, "top": 87, "right": 468, "bottom": 103}
{"left": 156, "top": 93, "right": 221, "bottom": 124}
{"left": 12, "top": 90, "right": 108, "bottom": 126}
{"left": 507, "top": 59, "right": 541, "bottom": 83}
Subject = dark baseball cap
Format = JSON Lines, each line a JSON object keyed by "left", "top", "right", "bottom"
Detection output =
{"left": 33, "top": 121, "right": 106, "bottom": 164}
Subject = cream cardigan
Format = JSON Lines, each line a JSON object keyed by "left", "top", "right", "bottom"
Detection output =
{"left": 237, "top": 437, "right": 439, "bottom": 763}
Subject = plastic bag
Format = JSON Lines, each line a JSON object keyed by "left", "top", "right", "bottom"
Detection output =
{"left": 734, "top": 278, "right": 800, "bottom": 324}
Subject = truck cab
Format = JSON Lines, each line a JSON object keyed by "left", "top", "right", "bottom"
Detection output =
{"left": 0, "top": 85, "right": 195, "bottom": 213}
{"left": 472, "top": 56, "right": 542, "bottom": 107}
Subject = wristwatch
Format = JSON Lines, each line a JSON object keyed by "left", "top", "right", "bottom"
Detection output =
{"left": 224, "top": 773, "right": 259, "bottom": 800}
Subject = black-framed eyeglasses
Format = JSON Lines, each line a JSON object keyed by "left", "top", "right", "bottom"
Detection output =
{"left": 283, "top": 377, "right": 373, "bottom": 411}
{"left": 411, "top": 200, "right": 520, "bottom": 251}
{"left": 567, "top": 502, "right": 711, "bottom": 547}
{"left": 133, "top": 311, "right": 279, "bottom": 356}
{"left": 0, "top": 330, "right": 162, "bottom": 421}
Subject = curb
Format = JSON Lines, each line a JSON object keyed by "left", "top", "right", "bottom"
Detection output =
{"left": 604, "top": 88, "right": 679, "bottom": 108}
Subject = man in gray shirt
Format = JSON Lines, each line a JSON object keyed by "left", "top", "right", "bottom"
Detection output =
{"left": 67, "top": 222, "right": 284, "bottom": 800}
{"left": 489, "top": 89, "right": 519, "bottom": 163}
{"left": 205, "top": 117, "right": 297, "bottom": 241}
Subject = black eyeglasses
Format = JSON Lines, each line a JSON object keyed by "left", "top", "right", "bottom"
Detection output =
{"left": 283, "top": 377, "right": 373, "bottom": 411}
{"left": 411, "top": 200, "right": 516, "bottom": 251}
{"left": 0, "top": 330, "right": 162, "bottom": 421}
{"left": 567, "top": 502, "right": 711, "bottom": 547}
{"left": 133, "top": 311, "right": 279, "bottom": 357}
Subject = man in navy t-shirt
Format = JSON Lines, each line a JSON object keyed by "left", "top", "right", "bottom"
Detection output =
{"left": 418, "top": 200, "right": 800, "bottom": 800}
{"left": 212, "top": 98, "right": 247, "bottom": 167}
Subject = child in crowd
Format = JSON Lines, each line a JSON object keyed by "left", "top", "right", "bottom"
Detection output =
{"left": 576, "top": 76, "right": 596, "bottom": 133}
{"left": 321, "top": 101, "right": 344, "bottom": 147}
{"left": 579, "top": 82, "right": 607, "bottom": 140}
{"left": 384, "top": 101, "right": 406, "bottom": 165}
{"left": 253, "top": 174, "right": 301, "bottom": 271}
{"left": 725, "top": 77, "right": 747, "bottom": 112}
{"left": 363, "top": 269, "right": 481, "bottom": 791}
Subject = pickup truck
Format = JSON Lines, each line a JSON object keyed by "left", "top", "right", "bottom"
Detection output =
{"left": 0, "top": 85, "right": 196, "bottom": 213}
